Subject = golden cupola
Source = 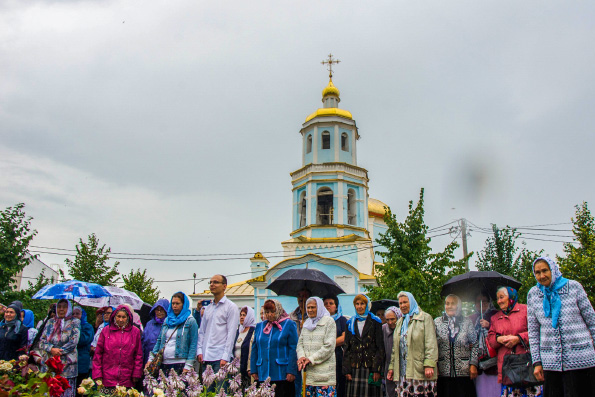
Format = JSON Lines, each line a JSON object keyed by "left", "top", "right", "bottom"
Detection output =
{"left": 322, "top": 79, "right": 340, "bottom": 99}
{"left": 304, "top": 78, "right": 353, "bottom": 122}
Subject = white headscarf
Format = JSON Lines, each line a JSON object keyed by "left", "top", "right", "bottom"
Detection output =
{"left": 239, "top": 306, "right": 256, "bottom": 333}
{"left": 445, "top": 294, "right": 462, "bottom": 338}
{"left": 302, "top": 297, "right": 330, "bottom": 332}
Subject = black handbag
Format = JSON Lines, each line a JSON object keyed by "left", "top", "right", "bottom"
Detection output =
{"left": 501, "top": 336, "right": 543, "bottom": 388}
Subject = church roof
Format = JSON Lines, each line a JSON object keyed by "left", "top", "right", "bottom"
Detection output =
{"left": 368, "top": 198, "right": 389, "bottom": 218}
{"left": 190, "top": 279, "right": 254, "bottom": 297}
{"left": 305, "top": 108, "right": 353, "bottom": 123}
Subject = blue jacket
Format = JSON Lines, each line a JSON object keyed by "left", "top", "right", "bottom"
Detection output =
{"left": 142, "top": 299, "right": 169, "bottom": 365}
{"left": 151, "top": 316, "right": 198, "bottom": 370}
{"left": 77, "top": 321, "right": 94, "bottom": 374}
{"left": 250, "top": 319, "right": 298, "bottom": 382}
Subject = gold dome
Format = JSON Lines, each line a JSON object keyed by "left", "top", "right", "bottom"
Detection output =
{"left": 253, "top": 252, "right": 264, "bottom": 259}
{"left": 322, "top": 79, "right": 340, "bottom": 97}
{"left": 305, "top": 108, "right": 353, "bottom": 122}
{"left": 368, "top": 198, "right": 389, "bottom": 218}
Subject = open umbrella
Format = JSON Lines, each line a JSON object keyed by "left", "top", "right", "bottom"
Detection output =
{"left": 75, "top": 285, "right": 145, "bottom": 310}
{"left": 32, "top": 280, "right": 112, "bottom": 300}
{"left": 371, "top": 299, "right": 400, "bottom": 313}
{"left": 266, "top": 268, "right": 345, "bottom": 297}
{"left": 441, "top": 271, "right": 522, "bottom": 302}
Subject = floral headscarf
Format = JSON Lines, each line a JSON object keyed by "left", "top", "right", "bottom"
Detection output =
{"left": 497, "top": 287, "right": 518, "bottom": 315}
{"left": 49, "top": 299, "right": 73, "bottom": 341}
{"left": 302, "top": 297, "right": 330, "bottom": 332}
{"left": 263, "top": 300, "right": 290, "bottom": 335}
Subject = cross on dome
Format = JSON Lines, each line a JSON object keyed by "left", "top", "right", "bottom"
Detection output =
{"left": 321, "top": 53, "right": 341, "bottom": 79}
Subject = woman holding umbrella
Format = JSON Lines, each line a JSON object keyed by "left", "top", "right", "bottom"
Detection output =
{"left": 343, "top": 294, "right": 384, "bottom": 397}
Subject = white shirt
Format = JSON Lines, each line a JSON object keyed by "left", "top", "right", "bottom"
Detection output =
{"left": 196, "top": 296, "right": 239, "bottom": 362}
{"left": 357, "top": 320, "right": 365, "bottom": 336}
{"left": 163, "top": 328, "right": 185, "bottom": 364}
{"left": 91, "top": 323, "right": 106, "bottom": 348}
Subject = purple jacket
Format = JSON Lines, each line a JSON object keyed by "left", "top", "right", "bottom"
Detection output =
{"left": 92, "top": 305, "right": 143, "bottom": 387}
{"left": 141, "top": 299, "right": 169, "bottom": 365}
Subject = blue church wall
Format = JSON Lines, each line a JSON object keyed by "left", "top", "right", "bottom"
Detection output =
{"left": 317, "top": 128, "right": 335, "bottom": 163}
{"left": 339, "top": 129, "right": 352, "bottom": 164}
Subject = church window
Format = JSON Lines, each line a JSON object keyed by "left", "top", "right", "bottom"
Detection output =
{"left": 347, "top": 189, "right": 357, "bottom": 225}
{"left": 306, "top": 135, "right": 312, "bottom": 153}
{"left": 341, "top": 133, "right": 349, "bottom": 151}
{"left": 299, "top": 191, "right": 307, "bottom": 228}
{"left": 316, "top": 187, "right": 334, "bottom": 225}
{"left": 321, "top": 131, "right": 331, "bottom": 149}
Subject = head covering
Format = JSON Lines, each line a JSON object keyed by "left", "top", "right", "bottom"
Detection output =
{"left": 10, "top": 301, "right": 23, "bottom": 313}
{"left": 22, "top": 309, "right": 35, "bottom": 328}
{"left": 166, "top": 292, "right": 191, "bottom": 327}
{"left": 302, "top": 297, "right": 330, "bottom": 332}
{"left": 98, "top": 306, "right": 115, "bottom": 326}
{"left": 497, "top": 286, "right": 518, "bottom": 315}
{"left": 110, "top": 305, "right": 132, "bottom": 330}
{"left": 49, "top": 299, "right": 73, "bottom": 341}
{"left": 73, "top": 306, "right": 88, "bottom": 324}
{"left": 397, "top": 291, "right": 420, "bottom": 336}
{"left": 263, "top": 300, "right": 290, "bottom": 335}
{"left": 347, "top": 294, "right": 382, "bottom": 335}
{"left": 444, "top": 294, "right": 463, "bottom": 339}
{"left": 239, "top": 306, "right": 256, "bottom": 333}
{"left": 150, "top": 299, "right": 170, "bottom": 325}
{"left": 0, "top": 302, "right": 22, "bottom": 332}
{"left": 7, "top": 302, "right": 22, "bottom": 320}
{"left": 331, "top": 304, "right": 343, "bottom": 321}
{"left": 533, "top": 256, "right": 568, "bottom": 328}
{"left": 385, "top": 306, "right": 402, "bottom": 320}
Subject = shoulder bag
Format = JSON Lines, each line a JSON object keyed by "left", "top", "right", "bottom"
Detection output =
{"left": 501, "top": 335, "right": 543, "bottom": 388}
{"left": 147, "top": 324, "right": 182, "bottom": 378}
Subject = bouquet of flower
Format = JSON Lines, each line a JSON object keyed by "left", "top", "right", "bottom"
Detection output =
{"left": 9, "top": 354, "right": 72, "bottom": 397}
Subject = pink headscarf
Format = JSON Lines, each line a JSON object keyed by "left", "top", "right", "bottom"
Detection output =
{"left": 263, "top": 299, "right": 290, "bottom": 335}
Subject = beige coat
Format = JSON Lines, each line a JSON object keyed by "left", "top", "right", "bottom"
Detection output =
{"left": 388, "top": 310, "right": 438, "bottom": 381}
{"left": 296, "top": 316, "right": 337, "bottom": 386}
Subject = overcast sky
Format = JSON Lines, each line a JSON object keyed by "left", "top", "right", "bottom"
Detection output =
{"left": 2, "top": 0, "right": 593, "bottom": 300}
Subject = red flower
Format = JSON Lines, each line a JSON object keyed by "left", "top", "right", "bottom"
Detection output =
{"left": 45, "top": 356, "right": 65, "bottom": 375}
{"left": 44, "top": 376, "right": 71, "bottom": 397}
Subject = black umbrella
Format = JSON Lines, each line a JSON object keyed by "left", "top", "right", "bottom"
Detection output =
{"left": 266, "top": 268, "right": 345, "bottom": 297}
{"left": 371, "top": 299, "right": 400, "bottom": 313}
{"left": 441, "top": 271, "right": 522, "bottom": 302}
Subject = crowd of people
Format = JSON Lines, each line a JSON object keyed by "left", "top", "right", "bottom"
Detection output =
{"left": 1, "top": 257, "right": 595, "bottom": 397}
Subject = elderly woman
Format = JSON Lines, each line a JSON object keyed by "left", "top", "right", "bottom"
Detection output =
{"left": 0, "top": 302, "right": 28, "bottom": 360}
{"left": 251, "top": 299, "right": 298, "bottom": 397}
{"left": 297, "top": 297, "right": 337, "bottom": 396}
{"left": 343, "top": 294, "right": 384, "bottom": 397}
{"left": 387, "top": 292, "right": 438, "bottom": 397}
{"left": 36, "top": 299, "right": 81, "bottom": 397}
{"left": 382, "top": 306, "right": 402, "bottom": 397}
{"left": 147, "top": 292, "right": 198, "bottom": 374}
{"left": 468, "top": 291, "right": 499, "bottom": 397}
{"left": 141, "top": 298, "right": 169, "bottom": 366}
{"left": 488, "top": 287, "right": 542, "bottom": 397}
{"left": 93, "top": 305, "right": 143, "bottom": 388}
{"left": 323, "top": 295, "right": 348, "bottom": 397}
{"left": 72, "top": 306, "right": 94, "bottom": 387}
{"left": 528, "top": 256, "right": 595, "bottom": 396}
{"left": 235, "top": 306, "right": 256, "bottom": 389}
{"left": 434, "top": 294, "right": 478, "bottom": 397}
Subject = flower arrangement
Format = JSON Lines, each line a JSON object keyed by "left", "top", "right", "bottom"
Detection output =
{"left": 2, "top": 354, "right": 71, "bottom": 397}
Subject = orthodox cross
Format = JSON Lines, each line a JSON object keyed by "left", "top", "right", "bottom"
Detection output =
{"left": 321, "top": 53, "right": 340, "bottom": 79}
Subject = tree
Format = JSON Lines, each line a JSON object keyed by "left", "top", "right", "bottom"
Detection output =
{"left": 0, "top": 203, "right": 37, "bottom": 293}
{"left": 367, "top": 189, "right": 469, "bottom": 317}
{"left": 66, "top": 233, "right": 120, "bottom": 286}
{"left": 558, "top": 202, "right": 595, "bottom": 306}
{"left": 122, "top": 268, "right": 160, "bottom": 304}
{"left": 476, "top": 224, "right": 542, "bottom": 303}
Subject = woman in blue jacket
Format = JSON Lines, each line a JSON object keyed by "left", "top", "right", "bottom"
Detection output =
{"left": 147, "top": 292, "right": 198, "bottom": 374}
{"left": 142, "top": 299, "right": 169, "bottom": 366}
{"left": 72, "top": 306, "right": 94, "bottom": 387}
{"left": 251, "top": 299, "right": 298, "bottom": 397}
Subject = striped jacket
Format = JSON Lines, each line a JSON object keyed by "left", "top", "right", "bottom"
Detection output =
{"left": 527, "top": 280, "right": 595, "bottom": 371}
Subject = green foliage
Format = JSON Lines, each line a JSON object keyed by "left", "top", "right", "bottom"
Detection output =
{"left": 122, "top": 268, "right": 160, "bottom": 305}
{"left": 0, "top": 203, "right": 37, "bottom": 294}
{"left": 558, "top": 202, "right": 595, "bottom": 306}
{"left": 66, "top": 233, "right": 120, "bottom": 286}
{"left": 367, "top": 188, "right": 469, "bottom": 318}
{"left": 476, "top": 224, "right": 542, "bottom": 303}
{"left": 2, "top": 272, "right": 54, "bottom": 324}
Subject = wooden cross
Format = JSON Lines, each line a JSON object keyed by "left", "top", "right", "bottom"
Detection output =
{"left": 321, "top": 53, "right": 340, "bottom": 79}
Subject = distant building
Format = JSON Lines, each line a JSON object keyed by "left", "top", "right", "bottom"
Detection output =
{"left": 12, "top": 257, "right": 59, "bottom": 291}
{"left": 191, "top": 74, "right": 390, "bottom": 317}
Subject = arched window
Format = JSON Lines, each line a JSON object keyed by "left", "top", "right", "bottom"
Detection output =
{"left": 299, "top": 191, "right": 307, "bottom": 228}
{"left": 306, "top": 135, "right": 312, "bottom": 154}
{"left": 341, "top": 133, "right": 349, "bottom": 151}
{"left": 317, "top": 187, "right": 334, "bottom": 225}
{"left": 321, "top": 131, "right": 331, "bottom": 150}
{"left": 347, "top": 189, "right": 356, "bottom": 225}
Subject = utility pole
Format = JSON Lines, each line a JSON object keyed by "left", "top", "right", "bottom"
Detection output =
{"left": 460, "top": 219, "right": 469, "bottom": 271}
{"left": 193, "top": 273, "right": 196, "bottom": 294}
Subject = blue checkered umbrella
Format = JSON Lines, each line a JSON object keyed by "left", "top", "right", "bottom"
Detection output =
{"left": 32, "top": 280, "right": 112, "bottom": 301}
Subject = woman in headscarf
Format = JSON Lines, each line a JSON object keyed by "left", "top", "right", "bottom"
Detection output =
{"left": 382, "top": 306, "right": 402, "bottom": 397}
{"left": 468, "top": 290, "right": 499, "bottom": 397}
{"left": 250, "top": 299, "right": 298, "bottom": 397}
{"left": 297, "top": 297, "right": 337, "bottom": 397}
{"left": 323, "top": 294, "right": 348, "bottom": 397}
{"left": 387, "top": 291, "right": 438, "bottom": 397}
{"left": 343, "top": 294, "right": 384, "bottom": 397}
{"left": 91, "top": 306, "right": 113, "bottom": 353}
{"left": 528, "top": 256, "right": 595, "bottom": 396}
{"left": 92, "top": 305, "right": 143, "bottom": 389}
{"left": 434, "top": 294, "right": 478, "bottom": 397}
{"left": 147, "top": 292, "right": 198, "bottom": 374}
{"left": 36, "top": 299, "right": 81, "bottom": 397}
{"left": 488, "top": 287, "right": 542, "bottom": 397}
{"left": 20, "top": 309, "right": 37, "bottom": 349}
{"left": 0, "top": 302, "right": 28, "bottom": 360}
{"left": 141, "top": 298, "right": 169, "bottom": 366}
{"left": 72, "top": 306, "right": 94, "bottom": 387}
{"left": 234, "top": 306, "right": 256, "bottom": 389}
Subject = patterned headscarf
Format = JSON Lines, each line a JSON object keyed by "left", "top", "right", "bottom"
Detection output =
{"left": 347, "top": 294, "right": 382, "bottom": 335}
{"left": 302, "top": 297, "right": 330, "bottom": 332}
{"left": 533, "top": 256, "right": 568, "bottom": 329}
{"left": 397, "top": 291, "right": 420, "bottom": 336}
{"left": 497, "top": 287, "right": 518, "bottom": 315}
{"left": 49, "top": 299, "right": 73, "bottom": 341}
{"left": 385, "top": 306, "right": 402, "bottom": 320}
{"left": 263, "top": 300, "right": 290, "bottom": 335}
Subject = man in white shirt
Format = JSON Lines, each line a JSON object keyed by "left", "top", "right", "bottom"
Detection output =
{"left": 196, "top": 274, "right": 239, "bottom": 378}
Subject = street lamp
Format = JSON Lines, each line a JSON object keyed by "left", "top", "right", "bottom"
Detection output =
{"left": 193, "top": 273, "right": 196, "bottom": 294}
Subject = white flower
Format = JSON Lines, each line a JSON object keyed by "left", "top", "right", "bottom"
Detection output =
{"left": 153, "top": 388, "right": 165, "bottom": 397}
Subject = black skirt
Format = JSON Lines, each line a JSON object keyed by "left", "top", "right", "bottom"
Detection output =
{"left": 437, "top": 376, "right": 476, "bottom": 397}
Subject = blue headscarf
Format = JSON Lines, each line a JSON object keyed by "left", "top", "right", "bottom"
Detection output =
{"left": 533, "top": 256, "right": 568, "bottom": 329}
{"left": 332, "top": 304, "right": 343, "bottom": 321}
{"left": 166, "top": 292, "right": 191, "bottom": 327}
{"left": 497, "top": 286, "right": 519, "bottom": 316}
{"left": 398, "top": 291, "right": 420, "bottom": 336}
{"left": 73, "top": 306, "right": 88, "bottom": 324}
{"left": 347, "top": 294, "right": 382, "bottom": 335}
{"left": 22, "top": 309, "right": 35, "bottom": 328}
